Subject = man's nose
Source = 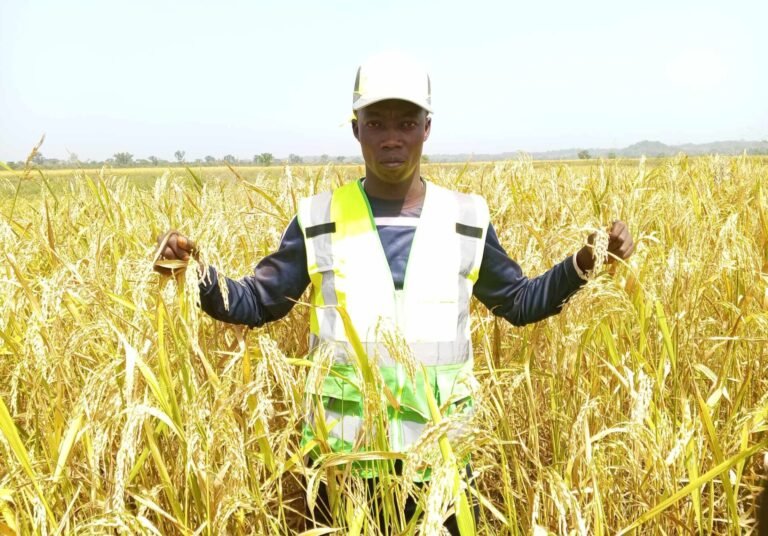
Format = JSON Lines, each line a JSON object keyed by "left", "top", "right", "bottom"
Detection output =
{"left": 380, "top": 128, "right": 403, "bottom": 149}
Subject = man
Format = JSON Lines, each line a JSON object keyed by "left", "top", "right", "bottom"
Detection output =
{"left": 155, "top": 51, "right": 634, "bottom": 533}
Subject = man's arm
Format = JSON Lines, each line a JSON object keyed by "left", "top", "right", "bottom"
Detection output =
{"left": 473, "top": 222, "right": 634, "bottom": 326}
{"left": 199, "top": 217, "right": 310, "bottom": 327}
{"left": 156, "top": 218, "right": 310, "bottom": 328}
{"left": 473, "top": 224, "right": 587, "bottom": 326}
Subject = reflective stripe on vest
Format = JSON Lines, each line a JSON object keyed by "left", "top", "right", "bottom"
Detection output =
{"left": 309, "top": 404, "right": 474, "bottom": 452}
{"left": 298, "top": 179, "right": 488, "bottom": 454}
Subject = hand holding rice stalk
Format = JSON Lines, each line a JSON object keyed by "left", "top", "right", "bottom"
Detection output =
{"left": 153, "top": 230, "right": 199, "bottom": 274}
{"left": 576, "top": 220, "right": 635, "bottom": 277}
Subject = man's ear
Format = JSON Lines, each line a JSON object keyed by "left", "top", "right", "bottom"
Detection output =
{"left": 423, "top": 115, "right": 432, "bottom": 142}
{"left": 352, "top": 119, "right": 360, "bottom": 142}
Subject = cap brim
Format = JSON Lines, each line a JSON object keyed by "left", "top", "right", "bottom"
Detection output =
{"left": 353, "top": 95, "right": 433, "bottom": 114}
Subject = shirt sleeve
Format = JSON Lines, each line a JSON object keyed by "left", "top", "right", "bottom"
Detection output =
{"left": 473, "top": 223, "right": 587, "bottom": 326}
{"left": 198, "top": 217, "right": 310, "bottom": 328}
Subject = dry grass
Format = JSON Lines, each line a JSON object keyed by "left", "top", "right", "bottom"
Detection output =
{"left": 0, "top": 154, "right": 767, "bottom": 534}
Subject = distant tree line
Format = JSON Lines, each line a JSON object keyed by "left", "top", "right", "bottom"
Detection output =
{"left": 6, "top": 147, "right": 766, "bottom": 171}
{"left": 3, "top": 151, "right": 364, "bottom": 170}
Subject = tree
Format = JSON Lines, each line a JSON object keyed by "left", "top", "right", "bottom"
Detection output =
{"left": 222, "top": 154, "right": 237, "bottom": 164}
{"left": 31, "top": 153, "right": 45, "bottom": 165}
{"left": 205, "top": 155, "right": 216, "bottom": 164}
{"left": 174, "top": 150, "right": 185, "bottom": 163}
{"left": 288, "top": 153, "right": 303, "bottom": 164}
{"left": 607, "top": 152, "right": 617, "bottom": 159}
{"left": 336, "top": 156, "right": 345, "bottom": 163}
{"left": 577, "top": 150, "right": 591, "bottom": 160}
{"left": 255, "top": 153, "right": 273, "bottom": 166}
{"left": 421, "top": 154, "right": 430, "bottom": 163}
{"left": 148, "top": 156, "right": 159, "bottom": 166}
{"left": 68, "top": 153, "right": 79, "bottom": 165}
{"left": 319, "top": 154, "right": 329, "bottom": 164}
{"left": 113, "top": 152, "right": 134, "bottom": 166}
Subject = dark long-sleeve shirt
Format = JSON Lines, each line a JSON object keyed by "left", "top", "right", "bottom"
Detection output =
{"left": 199, "top": 191, "right": 587, "bottom": 328}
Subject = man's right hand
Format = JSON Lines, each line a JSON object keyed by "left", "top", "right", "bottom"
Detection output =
{"left": 153, "top": 230, "right": 198, "bottom": 275}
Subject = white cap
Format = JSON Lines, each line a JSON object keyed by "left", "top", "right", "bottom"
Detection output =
{"left": 352, "top": 51, "right": 432, "bottom": 113}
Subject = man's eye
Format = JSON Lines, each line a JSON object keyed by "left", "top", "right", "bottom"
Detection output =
{"left": 366, "top": 121, "right": 381, "bottom": 128}
{"left": 403, "top": 121, "right": 417, "bottom": 129}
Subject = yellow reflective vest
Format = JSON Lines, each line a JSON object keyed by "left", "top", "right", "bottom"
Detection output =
{"left": 297, "top": 179, "right": 489, "bottom": 466}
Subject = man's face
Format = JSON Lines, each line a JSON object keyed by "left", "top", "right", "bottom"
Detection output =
{"left": 352, "top": 99, "right": 431, "bottom": 184}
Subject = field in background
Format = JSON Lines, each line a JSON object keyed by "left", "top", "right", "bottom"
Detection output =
{"left": 0, "top": 158, "right": 673, "bottom": 199}
{"left": 0, "top": 156, "right": 767, "bottom": 534}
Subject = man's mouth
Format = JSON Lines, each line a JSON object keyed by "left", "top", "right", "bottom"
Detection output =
{"left": 381, "top": 160, "right": 405, "bottom": 168}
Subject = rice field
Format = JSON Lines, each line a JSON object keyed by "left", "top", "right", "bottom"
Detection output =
{"left": 0, "top": 155, "right": 766, "bottom": 534}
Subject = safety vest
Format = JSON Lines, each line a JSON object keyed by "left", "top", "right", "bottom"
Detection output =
{"left": 297, "top": 178, "right": 489, "bottom": 467}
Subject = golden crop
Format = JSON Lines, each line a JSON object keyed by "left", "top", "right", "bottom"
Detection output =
{"left": 0, "top": 155, "right": 766, "bottom": 534}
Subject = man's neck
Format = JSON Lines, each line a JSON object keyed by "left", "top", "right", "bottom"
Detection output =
{"left": 362, "top": 169, "right": 425, "bottom": 202}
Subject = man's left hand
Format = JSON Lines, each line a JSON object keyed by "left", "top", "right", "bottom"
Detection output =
{"left": 605, "top": 220, "right": 634, "bottom": 264}
{"left": 576, "top": 220, "right": 635, "bottom": 273}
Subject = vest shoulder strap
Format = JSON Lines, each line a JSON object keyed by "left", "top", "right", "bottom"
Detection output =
{"left": 425, "top": 182, "right": 490, "bottom": 240}
{"left": 297, "top": 189, "right": 334, "bottom": 237}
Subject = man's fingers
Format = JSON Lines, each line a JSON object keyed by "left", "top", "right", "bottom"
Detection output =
{"left": 169, "top": 243, "right": 190, "bottom": 261}
{"left": 177, "top": 235, "right": 196, "bottom": 252}
{"left": 602, "top": 220, "right": 634, "bottom": 263}
{"left": 177, "top": 235, "right": 188, "bottom": 250}
{"left": 608, "top": 222, "right": 630, "bottom": 246}
{"left": 153, "top": 230, "right": 196, "bottom": 273}
{"left": 608, "top": 220, "right": 626, "bottom": 239}
{"left": 153, "top": 230, "right": 192, "bottom": 276}
{"left": 157, "top": 229, "right": 176, "bottom": 247}
{"left": 607, "top": 243, "right": 633, "bottom": 262}
{"left": 162, "top": 245, "right": 181, "bottom": 260}
{"left": 609, "top": 231, "right": 631, "bottom": 250}
{"left": 166, "top": 234, "right": 193, "bottom": 260}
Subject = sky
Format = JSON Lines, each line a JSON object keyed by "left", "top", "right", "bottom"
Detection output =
{"left": 1, "top": 0, "right": 766, "bottom": 162}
